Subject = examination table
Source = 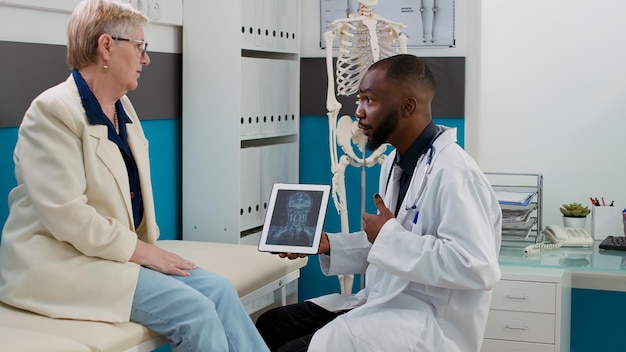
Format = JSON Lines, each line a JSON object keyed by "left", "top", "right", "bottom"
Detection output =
{"left": 0, "top": 240, "right": 307, "bottom": 351}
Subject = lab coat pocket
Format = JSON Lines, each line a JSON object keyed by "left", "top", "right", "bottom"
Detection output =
{"left": 410, "top": 217, "right": 424, "bottom": 235}
{"left": 346, "top": 308, "right": 440, "bottom": 352}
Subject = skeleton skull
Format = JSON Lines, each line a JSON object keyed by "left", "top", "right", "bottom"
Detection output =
{"left": 287, "top": 192, "right": 312, "bottom": 230}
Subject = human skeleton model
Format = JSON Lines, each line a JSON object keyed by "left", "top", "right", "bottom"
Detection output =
{"left": 324, "top": 0, "right": 407, "bottom": 295}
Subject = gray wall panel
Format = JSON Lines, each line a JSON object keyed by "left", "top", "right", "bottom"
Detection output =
{"left": 0, "top": 42, "right": 68, "bottom": 128}
{"left": 300, "top": 57, "right": 465, "bottom": 118}
{"left": 0, "top": 41, "right": 181, "bottom": 128}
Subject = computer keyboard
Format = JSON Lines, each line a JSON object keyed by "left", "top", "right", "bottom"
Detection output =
{"left": 599, "top": 236, "right": 626, "bottom": 251}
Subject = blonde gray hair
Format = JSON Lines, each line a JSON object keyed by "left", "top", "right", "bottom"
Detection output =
{"left": 66, "top": 0, "right": 148, "bottom": 69}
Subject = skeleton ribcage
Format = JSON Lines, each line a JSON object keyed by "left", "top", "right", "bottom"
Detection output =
{"left": 334, "top": 21, "right": 402, "bottom": 97}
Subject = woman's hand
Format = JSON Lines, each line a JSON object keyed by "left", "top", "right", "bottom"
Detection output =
{"left": 130, "top": 240, "right": 196, "bottom": 276}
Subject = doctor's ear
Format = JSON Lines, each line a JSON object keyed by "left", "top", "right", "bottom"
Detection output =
{"left": 401, "top": 97, "right": 417, "bottom": 118}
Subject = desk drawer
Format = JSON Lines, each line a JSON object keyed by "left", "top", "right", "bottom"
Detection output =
{"left": 491, "top": 280, "right": 556, "bottom": 313}
{"left": 482, "top": 339, "right": 554, "bottom": 352}
{"left": 484, "top": 310, "right": 555, "bottom": 344}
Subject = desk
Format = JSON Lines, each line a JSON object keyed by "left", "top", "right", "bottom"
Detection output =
{"left": 489, "top": 241, "right": 626, "bottom": 352}
{"left": 499, "top": 240, "right": 626, "bottom": 292}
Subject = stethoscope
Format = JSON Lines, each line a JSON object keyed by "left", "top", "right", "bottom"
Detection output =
{"left": 385, "top": 128, "right": 442, "bottom": 214}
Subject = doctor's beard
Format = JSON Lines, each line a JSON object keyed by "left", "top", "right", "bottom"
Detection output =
{"left": 366, "top": 111, "right": 399, "bottom": 151}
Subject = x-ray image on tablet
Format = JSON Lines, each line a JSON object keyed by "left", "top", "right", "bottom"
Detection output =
{"left": 258, "top": 183, "right": 330, "bottom": 254}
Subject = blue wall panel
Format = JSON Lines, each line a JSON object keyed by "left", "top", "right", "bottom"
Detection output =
{"left": 140, "top": 119, "right": 181, "bottom": 241}
{"left": 0, "top": 128, "right": 18, "bottom": 227}
{"left": 570, "top": 288, "right": 626, "bottom": 352}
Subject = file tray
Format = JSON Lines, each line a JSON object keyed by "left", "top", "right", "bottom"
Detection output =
{"left": 494, "top": 190, "right": 535, "bottom": 206}
{"left": 501, "top": 204, "right": 537, "bottom": 224}
{"left": 485, "top": 172, "right": 543, "bottom": 246}
{"left": 501, "top": 222, "right": 536, "bottom": 241}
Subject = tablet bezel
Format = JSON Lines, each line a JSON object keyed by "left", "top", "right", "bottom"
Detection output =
{"left": 258, "top": 183, "right": 330, "bottom": 254}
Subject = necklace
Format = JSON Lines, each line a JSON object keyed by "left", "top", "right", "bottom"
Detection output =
{"left": 113, "top": 110, "right": 119, "bottom": 134}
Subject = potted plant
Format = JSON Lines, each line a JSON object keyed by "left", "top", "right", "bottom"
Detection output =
{"left": 560, "top": 202, "right": 590, "bottom": 228}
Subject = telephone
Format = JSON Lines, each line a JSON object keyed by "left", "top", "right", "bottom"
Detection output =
{"left": 542, "top": 225, "right": 593, "bottom": 247}
{"left": 524, "top": 225, "right": 593, "bottom": 254}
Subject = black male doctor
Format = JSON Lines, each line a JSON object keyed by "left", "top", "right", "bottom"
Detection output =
{"left": 256, "top": 54, "right": 502, "bottom": 352}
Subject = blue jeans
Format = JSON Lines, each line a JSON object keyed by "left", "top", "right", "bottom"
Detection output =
{"left": 130, "top": 266, "right": 269, "bottom": 352}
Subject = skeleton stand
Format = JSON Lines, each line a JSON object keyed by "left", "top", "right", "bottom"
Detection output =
{"left": 324, "top": 1, "right": 407, "bottom": 295}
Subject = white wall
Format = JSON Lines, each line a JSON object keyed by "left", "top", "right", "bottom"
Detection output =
{"left": 477, "top": 0, "right": 626, "bottom": 229}
{"left": 0, "top": 0, "right": 182, "bottom": 53}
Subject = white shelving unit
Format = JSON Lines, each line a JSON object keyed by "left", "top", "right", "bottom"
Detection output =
{"left": 182, "top": 0, "right": 300, "bottom": 244}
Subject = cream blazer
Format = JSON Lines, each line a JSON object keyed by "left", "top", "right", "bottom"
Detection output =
{"left": 0, "top": 75, "right": 159, "bottom": 322}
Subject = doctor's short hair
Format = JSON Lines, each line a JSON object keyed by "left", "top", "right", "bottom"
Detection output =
{"left": 66, "top": 0, "right": 149, "bottom": 70}
{"left": 369, "top": 54, "right": 436, "bottom": 92}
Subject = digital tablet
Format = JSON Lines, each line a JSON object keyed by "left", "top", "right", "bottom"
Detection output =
{"left": 258, "top": 183, "right": 331, "bottom": 254}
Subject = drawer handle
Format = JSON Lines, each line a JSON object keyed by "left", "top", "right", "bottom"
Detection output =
{"left": 505, "top": 294, "right": 528, "bottom": 300}
{"left": 505, "top": 324, "right": 529, "bottom": 330}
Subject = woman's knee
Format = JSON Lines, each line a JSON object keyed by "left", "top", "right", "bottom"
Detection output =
{"left": 184, "top": 268, "right": 239, "bottom": 299}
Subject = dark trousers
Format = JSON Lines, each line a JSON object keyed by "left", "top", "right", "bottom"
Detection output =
{"left": 255, "top": 301, "right": 349, "bottom": 352}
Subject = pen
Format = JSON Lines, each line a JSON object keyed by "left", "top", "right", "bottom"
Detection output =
{"left": 590, "top": 197, "right": 597, "bottom": 206}
{"left": 601, "top": 197, "right": 606, "bottom": 206}
{"left": 413, "top": 211, "right": 419, "bottom": 224}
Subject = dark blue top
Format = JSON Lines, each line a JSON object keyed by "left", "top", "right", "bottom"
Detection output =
{"left": 72, "top": 69, "right": 144, "bottom": 228}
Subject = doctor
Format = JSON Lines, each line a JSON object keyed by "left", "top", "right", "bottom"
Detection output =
{"left": 255, "top": 54, "right": 502, "bottom": 352}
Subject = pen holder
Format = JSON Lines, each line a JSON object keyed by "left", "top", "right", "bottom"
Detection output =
{"left": 591, "top": 206, "right": 618, "bottom": 240}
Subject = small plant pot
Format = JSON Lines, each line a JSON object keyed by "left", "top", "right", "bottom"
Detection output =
{"left": 563, "top": 216, "right": 587, "bottom": 228}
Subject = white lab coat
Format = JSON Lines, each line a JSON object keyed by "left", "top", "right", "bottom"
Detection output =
{"left": 308, "top": 126, "right": 502, "bottom": 352}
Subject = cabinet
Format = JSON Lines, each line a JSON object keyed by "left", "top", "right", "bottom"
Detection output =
{"left": 486, "top": 173, "right": 543, "bottom": 245}
{"left": 182, "top": 0, "right": 300, "bottom": 244}
{"left": 482, "top": 267, "right": 571, "bottom": 352}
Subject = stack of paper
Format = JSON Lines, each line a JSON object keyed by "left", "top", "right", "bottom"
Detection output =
{"left": 501, "top": 205, "right": 536, "bottom": 223}
{"left": 494, "top": 190, "right": 535, "bottom": 206}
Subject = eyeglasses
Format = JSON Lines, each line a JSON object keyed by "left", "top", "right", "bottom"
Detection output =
{"left": 111, "top": 36, "right": 148, "bottom": 57}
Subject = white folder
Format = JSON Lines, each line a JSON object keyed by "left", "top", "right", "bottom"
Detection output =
{"left": 239, "top": 146, "right": 263, "bottom": 231}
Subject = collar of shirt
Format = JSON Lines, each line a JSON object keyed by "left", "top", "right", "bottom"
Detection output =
{"left": 395, "top": 120, "right": 439, "bottom": 177}
{"left": 71, "top": 69, "right": 132, "bottom": 130}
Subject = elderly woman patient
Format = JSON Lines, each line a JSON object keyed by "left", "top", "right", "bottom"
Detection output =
{"left": 0, "top": 0, "right": 269, "bottom": 351}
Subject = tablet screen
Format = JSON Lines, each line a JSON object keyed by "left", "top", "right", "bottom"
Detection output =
{"left": 258, "top": 183, "right": 330, "bottom": 254}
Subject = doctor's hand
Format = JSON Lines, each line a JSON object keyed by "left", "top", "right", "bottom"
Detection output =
{"left": 278, "top": 231, "right": 330, "bottom": 260}
{"left": 362, "top": 193, "right": 394, "bottom": 244}
{"left": 130, "top": 240, "right": 197, "bottom": 277}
